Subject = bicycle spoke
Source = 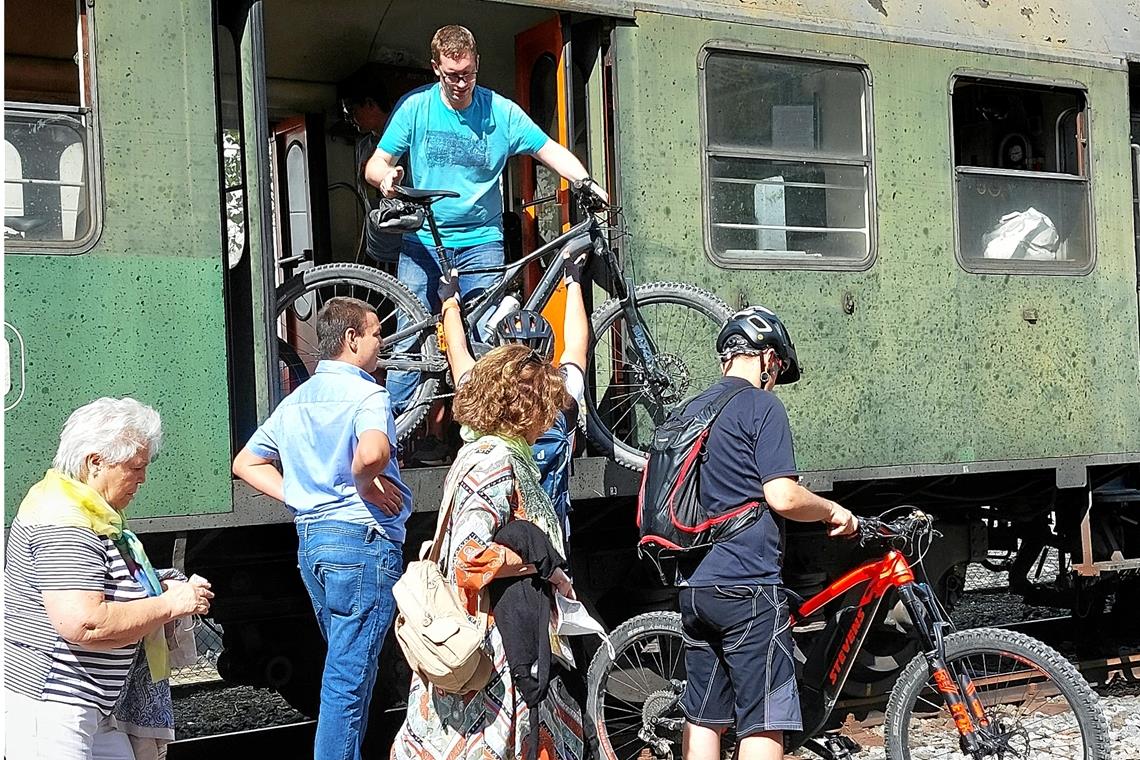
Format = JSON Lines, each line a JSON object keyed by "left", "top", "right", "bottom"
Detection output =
{"left": 645, "top": 635, "right": 664, "bottom": 683}
{"left": 274, "top": 267, "right": 439, "bottom": 441}
{"left": 903, "top": 646, "right": 1094, "bottom": 759}
{"left": 589, "top": 289, "right": 730, "bottom": 460}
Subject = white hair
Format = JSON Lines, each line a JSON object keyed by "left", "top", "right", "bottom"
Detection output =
{"left": 52, "top": 397, "right": 163, "bottom": 479}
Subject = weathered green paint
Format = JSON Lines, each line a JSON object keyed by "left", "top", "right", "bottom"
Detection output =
{"left": 5, "top": 0, "right": 231, "bottom": 520}
{"left": 614, "top": 12, "right": 1140, "bottom": 473}
{"left": 517, "top": 0, "right": 1140, "bottom": 64}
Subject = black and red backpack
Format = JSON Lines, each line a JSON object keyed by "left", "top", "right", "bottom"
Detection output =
{"left": 636, "top": 385, "right": 764, "bottom": 580}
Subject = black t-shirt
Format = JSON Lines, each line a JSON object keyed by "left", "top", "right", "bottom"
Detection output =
{"left": 678, "top": 376, "right": 799, "bottom": 586}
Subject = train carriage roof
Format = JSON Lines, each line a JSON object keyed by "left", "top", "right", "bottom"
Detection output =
{"left": 510, "top": 0, "right": 1139, "bottom": 67}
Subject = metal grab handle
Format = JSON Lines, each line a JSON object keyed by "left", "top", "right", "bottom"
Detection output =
{"left": 278, "top": 250, "right": 311, "bottom": 266}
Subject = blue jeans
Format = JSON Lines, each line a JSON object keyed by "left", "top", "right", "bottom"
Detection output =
{"left": 297, "top": 520, "right": 402, "bottom": 760}
{"left": 386, "top": 237, "right": 504, "bottom": 413}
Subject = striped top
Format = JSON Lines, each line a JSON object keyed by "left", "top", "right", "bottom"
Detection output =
{"left": 3, "top": 516, "right": 149, "bottom": 713}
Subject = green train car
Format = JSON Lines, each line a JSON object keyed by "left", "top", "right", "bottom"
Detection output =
{"left": 5, "top": 0, "right": 1139, "bottom": 713}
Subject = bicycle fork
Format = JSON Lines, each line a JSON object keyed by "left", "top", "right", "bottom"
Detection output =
{"left": 600, "top": 239, "right": 677, "bottom": 414}
{"left": 898, "top": 584, "right": 992, "bottom": 758}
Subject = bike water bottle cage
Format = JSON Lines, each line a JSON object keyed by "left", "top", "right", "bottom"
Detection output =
{"left": 494, "top": 309, "right": 555, "bottom": 361}
{"left": 371, "top": 199, "right": 425, "bottom": 233}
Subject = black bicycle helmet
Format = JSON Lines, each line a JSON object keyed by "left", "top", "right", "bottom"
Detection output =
{"left": 716, "top": 306, "right": 801, "bottom": 384}
{"left": 369, "top": 199, "right": 424, "bottom": 234}
{"left": 494, "top": 310, "right": 556, "bottom": 361}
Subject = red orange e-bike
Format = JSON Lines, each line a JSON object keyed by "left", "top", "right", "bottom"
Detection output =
{"left": 586, "top": 510, "right": 1110, "bottom": 759}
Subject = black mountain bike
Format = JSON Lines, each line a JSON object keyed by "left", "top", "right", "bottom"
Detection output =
{"left": 587, "top": 510, "right": 1110, "bottom": 760}
{"left": 274, "top": 181, "right": 731, "bottom": 469}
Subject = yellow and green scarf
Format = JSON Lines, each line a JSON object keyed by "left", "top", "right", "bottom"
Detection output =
{"left": 18, "top": 469, "right": 170, "bottom": 682}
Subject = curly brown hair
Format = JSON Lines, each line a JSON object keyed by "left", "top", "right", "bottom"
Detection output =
{"left": 453, "top": 344, "right": 570, "bottom": 441}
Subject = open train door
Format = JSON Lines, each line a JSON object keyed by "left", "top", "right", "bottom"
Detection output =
{"left": 515, "top": 15, "right": 574, "bottom": 358}
{"left": 270, "top": 116, "right": 332, "bottom": 398}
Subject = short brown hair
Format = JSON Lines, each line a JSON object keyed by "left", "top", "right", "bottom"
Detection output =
{"left": 316, "top": 297, "right": 375, "bottom": 359}
{"left": 453, "top": 344, "right": 569, "bottom": 440}
{"left": 431, "top": 25, "right": 477, "bottom": 62}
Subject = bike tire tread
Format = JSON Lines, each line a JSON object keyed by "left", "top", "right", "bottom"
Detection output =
{"left": 274, "top": 263, "right": 439, "bottom": 441}
{"left": 883, "top": 626, "right": 1111, "bottom": 760}
{"left": 586, "top": 610, "right": 683, "bottom": 760}
{"left": 586, "top": 282, "right": 732, "bottom": 471}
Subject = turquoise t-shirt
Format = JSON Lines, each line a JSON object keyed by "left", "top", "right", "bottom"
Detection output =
{"left": 378, "top": 83, "right": 550, "bottom": 248}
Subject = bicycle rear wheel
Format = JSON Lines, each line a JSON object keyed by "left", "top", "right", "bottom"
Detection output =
{"left": 274, "top": 263, "right": 439, "bottom": 441}
{"left": 586, "top": 611, "right": 686, "bottom": 760}
{"left": 586, "top": 282, "right": 731, "bottom": 471}
{"left": 884, "top": 627, "right": 1110, "bottom": 759}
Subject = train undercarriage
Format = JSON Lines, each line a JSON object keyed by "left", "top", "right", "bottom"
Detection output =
{"left": 137, "top": 460, "right": 1140, "bottom": 725}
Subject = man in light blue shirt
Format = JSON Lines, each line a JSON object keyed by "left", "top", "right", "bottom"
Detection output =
{"left": 365, "top": 24, "right": 604, "bottom": 434}
{"left": 232, "top": 296, "right": 410, "bottom": 760}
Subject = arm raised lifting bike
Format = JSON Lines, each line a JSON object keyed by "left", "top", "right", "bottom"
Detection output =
{"left": 586, "top": 509, "right": 1110, "bottom": 760}
{"left": 273, "top": 180, "right": 730, "bottom": 470}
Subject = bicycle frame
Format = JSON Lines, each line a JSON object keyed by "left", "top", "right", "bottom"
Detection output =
{"left": 377, "top": 195, "right": 669, "bottom": 402}
{"left": 374, "top": 209, "right": 594, "bottom": 374}
{"left": 786, "top": 548, "right": 991, "bottom": 756}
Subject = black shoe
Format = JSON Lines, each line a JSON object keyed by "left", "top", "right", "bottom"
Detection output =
{"left": 409, "top": 435, "right": 451, "bottom": 466}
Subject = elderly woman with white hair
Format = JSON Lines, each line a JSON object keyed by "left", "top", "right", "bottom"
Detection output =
{"left": 3, "top": 397, "right": 214, "bottom": 760}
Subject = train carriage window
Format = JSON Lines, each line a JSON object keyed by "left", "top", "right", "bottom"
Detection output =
{"left": 701, "top": 49, "right": 874, "bottom": 269}
{"left": 951, "top": 77, "right": 1091, "bottom": 273}
{"left": 216, "top": 24, "right": 247, "bottom": 269}
{"left": 4, "top": 0, "right": 100, "bottom": 252}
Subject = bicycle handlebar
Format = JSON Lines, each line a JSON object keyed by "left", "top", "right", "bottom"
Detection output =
{"left": 855, "top": 509, "right": 933, "bottom": 552}
{"left": 570, "top": 178, "right": 609, "bottom": 213}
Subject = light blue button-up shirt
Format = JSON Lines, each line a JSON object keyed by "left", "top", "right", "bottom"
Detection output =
{"left": 246, "top": 360, "right": 412, "bottom": 542}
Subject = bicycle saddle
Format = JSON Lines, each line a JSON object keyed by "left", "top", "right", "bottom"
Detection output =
{"left": 392, "top": 186, "right": 460, "bottom": 202}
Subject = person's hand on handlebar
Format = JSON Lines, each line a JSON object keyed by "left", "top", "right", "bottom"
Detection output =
{"left": 379, "top": 166, "right": 405, "bottom": 198}
{"left": 571, "top": 177, "right": 609, "bottom": 207}
{"left": 825, "top": 502, "right": 859, "bottom": 538}
{"left": 584, "top": 178, "right": 608, "bottom": 204}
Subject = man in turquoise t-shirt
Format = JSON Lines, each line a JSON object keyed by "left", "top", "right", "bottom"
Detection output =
{"left": 365, "top": 24, "right": 603, "bottom": 426}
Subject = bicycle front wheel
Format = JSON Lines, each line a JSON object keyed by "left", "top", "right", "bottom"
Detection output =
{"left": 586, "top": 282, "right": 731, "bottom": 470}
{"left": 884, "top": 627, "right": 1110, "bottom": 759}
{"left": 274, "top": 263, "right": 440, "bottom": 441}
{"left": 587, "top": 611, "right": 686, "bottom": 760}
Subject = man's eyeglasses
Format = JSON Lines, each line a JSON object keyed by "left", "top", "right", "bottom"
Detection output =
{"left": 439, "top": 70, "right": 477, "bottom": 85}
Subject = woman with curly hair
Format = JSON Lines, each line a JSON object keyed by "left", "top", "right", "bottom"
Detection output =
{"left": 392, "top": 343, "right": 583, "bottom": 760}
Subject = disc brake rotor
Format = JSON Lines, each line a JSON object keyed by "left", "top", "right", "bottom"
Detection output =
{"left": 634, "top": 353, "right": 691, "bottom": 407}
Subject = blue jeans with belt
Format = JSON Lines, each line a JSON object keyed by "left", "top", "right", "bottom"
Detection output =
{"left": 386, "top": 237, "right": 504, "bottom": 413}
{"left": 297, "top": 520, "right": 402, "bottom": 760}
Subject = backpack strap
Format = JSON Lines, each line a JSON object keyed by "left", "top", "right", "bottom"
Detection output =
{"left": 425, "top": 447, "right": 480, "bottom": 564}
{"left": 696, "top": 383, "right": 754, "bottom": 426}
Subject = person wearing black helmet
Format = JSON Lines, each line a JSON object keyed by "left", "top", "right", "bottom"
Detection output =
{"left": 677, "top": 306, "right": 857, "bottom": 760}
{"left": 439, "top": 247, "right": 589, "bottom": 538}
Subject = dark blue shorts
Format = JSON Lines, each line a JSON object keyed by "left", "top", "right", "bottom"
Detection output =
{"left": 679, "top": 584, "right": 802, "bottom": 736}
